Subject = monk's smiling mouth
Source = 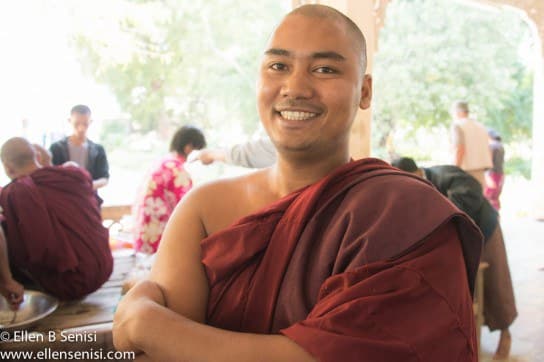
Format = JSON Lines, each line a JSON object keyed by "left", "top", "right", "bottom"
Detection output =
{"left": 279, "top": 110, "right": 318, "bottom": 121}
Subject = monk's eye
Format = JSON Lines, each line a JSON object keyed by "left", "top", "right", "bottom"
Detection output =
{"left": 314, "top": 66, "right": 337, "bottom": 74}
{"left": 270, "top": 63, "right": 287, "bottom": 71}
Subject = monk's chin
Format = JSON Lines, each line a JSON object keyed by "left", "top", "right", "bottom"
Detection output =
{"left": 274, "top": 140, "right": 314, "bottom": 154}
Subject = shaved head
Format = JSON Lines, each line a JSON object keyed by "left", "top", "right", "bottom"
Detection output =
{"left": 33, "top": 143, "right": 52, "bottom": 167}
{"left": 1, "top": 137, "right": 38, "bottom": 178}
{"left": 285, "top": 4, "right": 367, "bottom": 72}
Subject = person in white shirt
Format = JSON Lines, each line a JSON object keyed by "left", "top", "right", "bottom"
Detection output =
{"left": 450, "top": 101, "right": 492, "bottom": 188}
{"left": 192, "top": 137, "right": 276, "bottom": 169}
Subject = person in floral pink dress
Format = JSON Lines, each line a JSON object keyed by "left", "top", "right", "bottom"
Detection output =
{"left": 134, "top": 126, "right": 206, "bottom": 253}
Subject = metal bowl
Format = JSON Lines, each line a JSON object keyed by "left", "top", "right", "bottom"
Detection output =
{"left": 0, "top": 290, "right": 58, "bottom": 330}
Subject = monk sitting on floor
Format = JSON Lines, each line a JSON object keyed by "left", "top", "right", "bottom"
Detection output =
{"left": 0, "top": 137, "right": 113, "bottom": 301}
{"left": 113, "top": 5, "right": 483, "bottom": 361}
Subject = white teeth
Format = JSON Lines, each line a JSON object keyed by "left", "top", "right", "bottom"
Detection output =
{"left": 280, "top": 111, "right": 317, "bottom": 121}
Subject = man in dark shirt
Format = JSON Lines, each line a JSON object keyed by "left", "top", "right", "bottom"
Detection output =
{"left": 392, "top": 157, "right": 517, "bottom": 360}
{"left": 49, "top": 105, "right": 109, "bottom": 191}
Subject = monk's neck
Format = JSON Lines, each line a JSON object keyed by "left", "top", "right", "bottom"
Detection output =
{"left": 12, "top": 163, "right": 41, "bottom": 179}
{"left": 269, "top": 153, "right": 350, "bottom": 197}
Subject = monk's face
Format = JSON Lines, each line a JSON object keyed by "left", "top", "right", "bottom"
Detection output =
{"left": 257, "top": 14, "right": 372, "bottom": 156}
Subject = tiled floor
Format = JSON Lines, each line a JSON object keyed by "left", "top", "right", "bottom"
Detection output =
{"left": 479, "top": 215, "right": 544, "bottom": 361}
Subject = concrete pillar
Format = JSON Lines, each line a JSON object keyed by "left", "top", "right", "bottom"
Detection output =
{"left": 291, "top": 0, "right": 386, "bottom": 159}
{"left": 527, "top": 16, "right": 544, "bottom": 217}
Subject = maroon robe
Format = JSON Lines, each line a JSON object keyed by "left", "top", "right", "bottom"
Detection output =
{"left": 0, "top": 166, "right": 113, "bottom": 300}
{"left": 202, "top": 158, "right": 482, "bottom": 361}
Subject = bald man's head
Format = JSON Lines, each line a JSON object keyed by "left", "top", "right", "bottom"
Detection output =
{"left": 1, "top": 137, "right": 40, "bottom": 179}
{"left": 285, "top": 4, "right": 367, "bottom": 73}
{"left": 33, "top": 143, "right": 52, "bottom": 167}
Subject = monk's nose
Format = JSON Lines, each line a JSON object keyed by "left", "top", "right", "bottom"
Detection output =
{"left": 280, "top": 69, "right": 314, "bottom": 99}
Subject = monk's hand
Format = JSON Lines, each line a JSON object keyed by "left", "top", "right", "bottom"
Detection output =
{"left": 113, "top": 279, "right": 166, "bottom": 354}
{"left": 62, "top": 161, "right": 80, "bottom": 168}
{"left": 0, "top": 278, "right": 24, "bottom": 310}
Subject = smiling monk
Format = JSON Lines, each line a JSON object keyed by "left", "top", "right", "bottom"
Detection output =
{"left": 113, "top": 5, "right": 482, "bottom": 361}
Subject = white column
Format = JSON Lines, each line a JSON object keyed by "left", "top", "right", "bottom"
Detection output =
{"left": 529, "top": 18, "right": 544, "bottom": 217}
{"left": 346, "top": 1, "right": 376, "bottom": 159}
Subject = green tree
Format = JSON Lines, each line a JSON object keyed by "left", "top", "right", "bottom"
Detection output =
{"left": 373, "top": 0, "right": 533, "bottom": 154}
{"left": 71, "top": 0, "right": 287, "bottom": 141}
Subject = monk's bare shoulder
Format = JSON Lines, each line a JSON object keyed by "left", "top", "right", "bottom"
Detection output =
{"left": 182, "top": 169, "right": 272, "bottom": 236}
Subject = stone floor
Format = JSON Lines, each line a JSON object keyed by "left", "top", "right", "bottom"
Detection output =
{"left": 479, "top": 215, "right": 544, "bottom": 361}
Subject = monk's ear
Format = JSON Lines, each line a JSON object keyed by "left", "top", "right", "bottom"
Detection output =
{"left": 359, "top": 74, "right": 372, "bottom": 110}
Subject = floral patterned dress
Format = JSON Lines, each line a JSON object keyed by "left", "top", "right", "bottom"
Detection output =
{"left": 133, "top": 154, "right": 192, "bottom": 254}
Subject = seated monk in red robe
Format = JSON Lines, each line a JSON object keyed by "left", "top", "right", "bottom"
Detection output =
{"left": 0, "top": 137, "right": 113, "bottom": 300}
{"left": 113, "top": 5, "right": 483, "bottom": 361}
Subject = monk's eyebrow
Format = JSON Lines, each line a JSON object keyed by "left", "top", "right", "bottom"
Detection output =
{"left": 264, "top": 49, "right": 346, "bottom": 62}
{"left": 264, "top": 48, "right": 291, "bottom": 57}
{"left": 312, "top": 51, "right": 346, "bottom": 61}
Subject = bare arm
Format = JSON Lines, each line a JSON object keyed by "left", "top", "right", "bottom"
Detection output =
{"left": 0, "top": 226, "right": 24, "bottom": 309}
{"left": 117, "top": 289, "right": 314, "bottom": 362}
{"left": 113, "top": 186, "right": 315, "bottom": 361}
{"left": 113, "top": 186, "right": 213, "bottom": 352}
{"left": 193, "top": 149, "right": 227, "bottom": 165}
{"left": 451, "top": 124, "right": 465, "bottom": 167}
{"left": 92, "top": 177, "right": 109, "bottom": 190}
{"left": 454, "top": 144, "right": 465, "bottom": 167}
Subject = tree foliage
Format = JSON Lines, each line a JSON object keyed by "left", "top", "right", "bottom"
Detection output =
{"left": 70, "top": 0, "right": 534, "bottom": 158}
{"left": 373, "top": 0, "right": 534, "bottom": 152}
{"left": 71, "top": 0, "right": 287, "bottom": 140}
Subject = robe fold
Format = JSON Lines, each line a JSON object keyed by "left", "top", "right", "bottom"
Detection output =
{"left": 0, "top": 166, "right": 113, "bottom": 300}
{"left": 201, "top": 158, "right": 483, "bottom": 361}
